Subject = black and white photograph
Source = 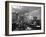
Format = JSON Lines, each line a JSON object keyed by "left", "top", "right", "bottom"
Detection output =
{"left": 12, "top": 6, "right": 41, "bottom": 31}
{"left": 5, "top": 1, "right": 45, "bottom": 36}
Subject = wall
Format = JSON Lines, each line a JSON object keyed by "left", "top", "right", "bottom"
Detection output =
{"left": 0, "top": 0, "right": 46, "bottom": 37}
